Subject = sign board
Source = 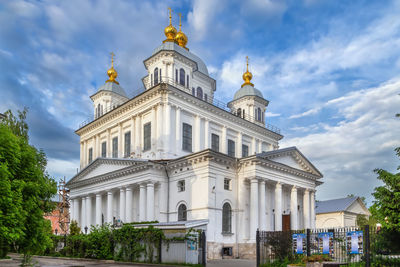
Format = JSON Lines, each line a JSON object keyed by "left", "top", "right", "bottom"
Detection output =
{"left": 292, "top": 233, "right": 306, "bottom": 254}
{"left": 347, "top": 231, "right": 363, "bottom": 254}
{"left": 318, "top": 232, "right": 333, "bottom": 254}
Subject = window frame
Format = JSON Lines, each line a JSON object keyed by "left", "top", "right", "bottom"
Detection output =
{"left": 177, "top": 180, "right": 185, "bottom": 192}
{"left": 88, "top": 148, "right": 93, "bottom": 164}
{"left": 224, "top": 178, "right": 232, "bottom": 191}
{"left": 228, "top": 139, "right": 235, "bottom": 157}
{"left": 182, "top": 123, "right": 192, "bottom": 152}
{"left": 112, "top": 137, "right": 118, "bottom": 158}
{"left": 242, "top": 144, "right": 249, "bottom": 157}
{"left": 222, "top": 202, "right": 232, "bottom": 234}
{"left": 154, "top": 67, "right": 159, "bottom": 85}
{"left": 178, "top": 204, "right": 187, "bottom": 221}
{"left": 196, "top": 87, "right": 203, "bottom": 99}
{"left": 179, "top": 68, "right": 185, "bottom": 86}
{"left": 143, "top": 122, "right": 151, "bottom": 151}
{"left": 124, "top": 131, "right": 131, "bottom": 158}
{"left": 101, "top": 141, "right": 107, "bottom": 157}
{"left": 211, "top": 133, "right": 220, "bottom": 152}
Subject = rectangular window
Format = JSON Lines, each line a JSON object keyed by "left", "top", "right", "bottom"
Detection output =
{"left": 101, "top": 142, "right": 106, "bottom": 157}
{"left": 192, "top": 88, "right": 195, "bottom": 96}
{"left": 151, "top": 74, "right": 153, "bottom": 86}
{"left": 112, "top": 137, "right": 118, "bottom": 158}
{"left": 124, "top": 131, "right": 131, "bottom": 157}
{"left": 224, "top": 178, "right": 231, "bottom": 190}
{"left": 242, "top": 144, "right": 249, "bottom": 157}
{"left": 228, "top": 139, "right": 235, "bottom": 157}
{"left": 143, "top": 122, "right": 151, "bottom": 151}
{"left": 211, "top": 134, "right": 219, "bottom": 152}
{"left": 187, "top": 75, "right": 189, "bottom": 88}
{"left": 204, "top": 93, "right": 208, "bottom": 102}
{"left": 159, "top": 69, "right": 162, "bottom": 82}
{"left": 178, "top": 180, "right": 185, "bottom": 192}
{"left": 88, "top": 148, "right": 93, "bottom": 164}
{"left": 182, "top": 123, "right": 192, "bottom": 152}
{"left": 175, "top": 69, "right": 178, "bottom": 82}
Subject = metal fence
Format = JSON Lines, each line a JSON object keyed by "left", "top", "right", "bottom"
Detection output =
{"left": 257, "top": 225, "right": 375, "bottom": 267}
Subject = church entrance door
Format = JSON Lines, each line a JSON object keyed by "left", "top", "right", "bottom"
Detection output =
{"left": 282, "top": 214, "right": 290, "bottom": 231}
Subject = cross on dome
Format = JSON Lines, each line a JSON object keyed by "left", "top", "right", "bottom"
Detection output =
{"left": 242, "top": 56, "right": 254, "bottom": 87}
{"left": 106, "top": 52, "right": 119, "bottom": 84}
{"left": 163, "top": 7, "right": 178, "bottom": 43}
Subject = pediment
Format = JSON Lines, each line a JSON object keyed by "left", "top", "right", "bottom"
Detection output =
{"left": 257, "top": 146, "right": 323, "bottom": 177}
{"left": 66, "top": 158, "right": 148, "bottom": 186}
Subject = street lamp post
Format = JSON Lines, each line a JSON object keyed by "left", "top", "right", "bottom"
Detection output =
{"left": 84, "top": 226, "right": 88, "bottom": 234}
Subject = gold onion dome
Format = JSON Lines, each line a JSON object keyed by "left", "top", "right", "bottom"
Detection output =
{"left": 163, "top": 8, "right": 177, "bottom": 43}
{"left": 242, "top": 56, "right": 254, "bottom": 87}
{"left": 175, "top": 13, "right": 188, "bottom": 50}
{"left": 106, "top": 52, "right": 119, "bottom": 85}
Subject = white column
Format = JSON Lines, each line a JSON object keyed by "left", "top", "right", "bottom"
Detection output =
{"left": 70, "top": 198, "right": 75, "bottom": 222}
{"left": 119, "top": 188, "right": 126, "bottom": 222}
{"left": 139, "top": 184, "right": 146, "bottom": 221}
{"left": 310, "top": 190, "right": 316, "bottom": 229}
{"left": 86, "top": 195, "right": 92, "bottom": 229}
{"left": 107, "top": 191, "right": 113, "bottom": 223}
{"left": 175, "top": 107, "right": 181, "bottom": 153}
{"left": 80, "top": 142, "right": 84, "bottom": 169}
{"left": 265, "top": 186, "right": 272, "bottom": 231}
{"left": 221, "top": 126, "right": 227, "bottom": 154}
{"left": 146, "top": 183, "right": 155, "bottom": 221}
{"left": 157, "top": 104, "right": 163, "bottom": 152}
{"left": 164, "top": 104, "right": 171, "bottom": 154}
{"left": 81, "top": 197, "right": 86, "bottom": 228}
{"left": 126, "top": 187, "right": 133, "bottom": 223}
{"left": 250, "top": 179, "right": 259, "bottom": 240}
{"left": 73, "top": 198, "right": 80, "bottom": 224}
{"left": 258, "top": 140, "right": 262, "bottom": 153}
{"left": 96, "top": 193, "right": 102, "bottom": 225}
{"left": 204, "top": 119, "right": 209, "bottom": 149}
{"left": 275, "top": 182, "right": 282, "bottom": 231}
{"left": 259, "top": 180, "right": 266, "bottom": 230}
{"left": 290, "top": 186, "right": 298, "bottom": 230}
{"left": 195, "top": 116, "right": 201, "bottom": 152}
{"left": 237, "top": 132, "right": 242, "bottom": 158}
{"left": 135, "top": 115, "right": 141, "bottom": 155}
{"left": 303, "top": 189, "right": 310, "bottom": 229}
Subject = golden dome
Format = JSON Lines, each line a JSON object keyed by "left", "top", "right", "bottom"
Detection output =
{"left": 163, "top": 8, "right": 177, "bottom": 43}
{"left": 106, "top": 52, "right": 119, "bottom": 85}
{"left": 175, "top": 13, "right": 188, "bottom": 50}
{"left": 242, "top": 56, "right": 254, "bottom": 87}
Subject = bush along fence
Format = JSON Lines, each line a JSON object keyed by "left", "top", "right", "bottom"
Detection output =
{"left": 256, "top": 225, "right": 400, "bottom": 267}
{"left": 43, "top": 223, "right": 206, "bottom": 266}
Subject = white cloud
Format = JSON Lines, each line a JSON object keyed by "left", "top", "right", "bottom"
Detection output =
{"left": 266, "top": 111, "right": 280, "bottom": 117}
{"left": 289, "top": 107, "right": 321, "bottom": 119}
{"left": 47, "top": 158, "right": 80, "bottom": 180}
{"left": 281, "top": 79, "right": 400, "bottom": 204}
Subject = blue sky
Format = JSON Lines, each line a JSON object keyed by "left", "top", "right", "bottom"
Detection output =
{"left": 0, "top": 0, "right": 399, "bottom": 205}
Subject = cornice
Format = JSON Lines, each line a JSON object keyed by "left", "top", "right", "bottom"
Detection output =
{"left": 67, "top": 161, "right": 153, "bottom": 189}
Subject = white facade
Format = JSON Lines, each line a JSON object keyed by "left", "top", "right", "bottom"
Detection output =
{"left": 67, "top": 28, "right": 323, "bottom": 259}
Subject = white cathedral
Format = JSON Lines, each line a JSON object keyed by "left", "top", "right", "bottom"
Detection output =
{"left": 66, "top": 10, "right": 323, "bottom": 259}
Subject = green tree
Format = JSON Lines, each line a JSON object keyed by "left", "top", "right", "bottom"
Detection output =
{"left": 372, "top": 147, "right": 400, "bottom": 231}
{"left": 69, "top": 220, "right": 81, "bottom": 236}
{"left": 0, "top": 109, "right": 57, "bottom": 258}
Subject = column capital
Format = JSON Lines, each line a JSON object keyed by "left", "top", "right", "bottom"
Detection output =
{"left": 125, "top": 186, "right": 133, "bottom": 191}
{"left": 250, "top": 178, "right": 259, "bottom": 183}
{"left": 139, "top": 183, "right": 146, "bottom": 189}
{"left": 147, "top": 182, "right": 155, "bottom": 187}
{"left": 291, "top": 185, "right": 298, "bottom": 191}
{"left": 107, "top": 191, "right": 113, "bottom": 196}
{"left": 260, "top": 179, "right": 266, "bottom": 185}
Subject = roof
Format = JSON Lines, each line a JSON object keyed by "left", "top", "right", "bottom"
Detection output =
{"left": 97, "top": 81, "right": 128, "bottom": 98}
{"left": 132, "top": 219, "right": 209, "bottom": 230}
{"left": 316, "top": 197, "right": 359, "bottom": 214}
{"left": 233, "top": 84, "right": 264, "bottom": 100}
{"left": 152, "top": 42, "right": 209, "bottom": 76}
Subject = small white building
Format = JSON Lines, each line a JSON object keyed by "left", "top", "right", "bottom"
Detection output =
{"left": 315, "top": 197, "right": 371, "bottom": 228}
{"left": 66, "top": 10, "right": 323, "bottom": 259}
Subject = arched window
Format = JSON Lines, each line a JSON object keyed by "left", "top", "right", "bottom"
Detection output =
{"left": 179, "top": 68, "right": 185, "bottom": 86}
{"left": 242, "top": 109, "right": 245, "bottom": 119}
{"left": 178, "top": 204, "right": 187, "bottom": 221}
{"left": 196, "top": 87, "right": 203, "bottom": 99}
{"left": 192, "top": 88, "right": 195, "bottom": 96}
{"left": 222, "top": 202, "right": 232, "bottom": 233}
{"left": 257, "top": 108, "right": 261, "bottom": 121}
{"left": 154, "top": 67, "right": 159, "bottom": 85}
{"left": 237, "top": 108, "right": 241, "bottom": 117}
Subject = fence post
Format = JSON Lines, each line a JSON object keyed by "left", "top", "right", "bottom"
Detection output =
{"left": 364, "top": 225, "right": 370, "bottom": 267}
{"left": 256, "top": 229, "right": 260, "bottom": 267}
{"left": 158, "top": 234, "right": 162, "bottom": 264}
{"left": 202, "top": 231, "right": 207, "bottom": 267}
{"left": 306, "top": 228, "right": 311, "bottom": 257}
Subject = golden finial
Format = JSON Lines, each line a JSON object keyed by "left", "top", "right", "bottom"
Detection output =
{"left": 106, "top": 52, "right": 119, "bottom": 84}
{"left": 163, "top": 7, "right": 177, "bottom": 43}
{"left": 175, "top": 12, "right": 188, "bottom": 50}
{"left": 242, "top": 56, "right": 254, "bottom": 87}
